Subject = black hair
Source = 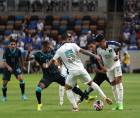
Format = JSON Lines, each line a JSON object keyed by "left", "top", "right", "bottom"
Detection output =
{"left": 95, "top": 34, "right": 105, "bottom": 42}
{"left": 42, "top": 40, "right": 50, "bottom": 46}
{"left": 10, "top": 38, "right": 17, "bottom": 44}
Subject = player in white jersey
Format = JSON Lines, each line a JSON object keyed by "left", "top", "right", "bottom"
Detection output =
{"left": 95, "top": 34, "right": 124, "bottom": 110}
{"left": 46, "top": 34, "right": 112, "bottom": 112}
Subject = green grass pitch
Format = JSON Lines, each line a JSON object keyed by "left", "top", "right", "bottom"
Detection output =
{"left": 0, "top": 73, "right": 140, "bottom": 118}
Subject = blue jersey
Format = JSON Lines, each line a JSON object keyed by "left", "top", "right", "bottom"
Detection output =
{"left": 3, "top": 48, "right": 22, "bottom": 69}
{"left": 34, "top": 50, "right": 59, "bottom": 77}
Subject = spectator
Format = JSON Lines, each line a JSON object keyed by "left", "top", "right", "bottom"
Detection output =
{"left": 122, "top": 51, "right": 130, "bottom": 73}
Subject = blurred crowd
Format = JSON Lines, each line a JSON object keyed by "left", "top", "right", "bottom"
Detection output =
{"left": 122, "top": 0, "right": 140, "bottom": 50}
{"left": 0, "top": 0, "right": 98, "bottom": 12}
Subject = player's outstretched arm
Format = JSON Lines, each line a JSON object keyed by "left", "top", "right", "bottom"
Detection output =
{"left": 79, "top": 48, "right": 100, "bottom": 60}
{"left": 43, "top": 59, "right": 58, "bottom": 68}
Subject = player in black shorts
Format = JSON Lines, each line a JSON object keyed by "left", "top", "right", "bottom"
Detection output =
{"left": 2, "top": 39, "right": 27, "bottom": 102}
{"left": 26, "top": 40, "right": 85, "bottom": 111}
{"left": 79, "top": 41, "right": 111, "bottom": 103}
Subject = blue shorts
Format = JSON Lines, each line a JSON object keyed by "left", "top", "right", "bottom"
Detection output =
{"left": 3, "top": 68, "right": 22, "bottom": 81}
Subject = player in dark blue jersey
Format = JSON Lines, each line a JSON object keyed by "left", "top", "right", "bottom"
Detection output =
{"left": 2, "top": 39, "right": 27, "bottom": 102}
{"left": 26, "top": 40, "right": 85, "bottom": 111}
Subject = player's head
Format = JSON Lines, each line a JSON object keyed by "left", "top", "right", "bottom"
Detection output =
{"left": 66, "top": 33, "right": 72, "bottom": 42}
{"left": 42, "top": 40, "right": 52, "bottom": 52}
{"left": 87, "top": 41, "right": 97, "bottom": 53}
{"left": 10, "top": 39, "right": 17, "bottom": 49}
{"left": 95, "top": 34, "right": 106, "bottom": 49}
{"left": 61, "top": 33, "right": 72, "bottom": 43}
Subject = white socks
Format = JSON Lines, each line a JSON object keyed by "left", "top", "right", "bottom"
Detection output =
{"left": 112, "top": 83, "right": 123, "bottom": 104}
{"left": 66, "top": 89, "right": 78, "bottom": 108}
{"left": 90, "top": 82, "right": 107, "bottom": 99}
{"left": 59, "top": 85, "right": 65, "bottom": 105}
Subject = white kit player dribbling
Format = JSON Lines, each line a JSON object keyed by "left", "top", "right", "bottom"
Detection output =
{"left": 47, "top": 35, "right": 112, "bottom": 112}
{"left": 95, "top": 34, "right": 124, "bottom": 110}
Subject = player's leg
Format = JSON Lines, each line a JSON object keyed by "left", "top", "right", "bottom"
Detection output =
{"left": 15, "top": 69, "right": 27, "bottom": 100}
{"left": 59, "top": 65, "right": 67, "bottom": 105}
{"left": 108, "top": 66, "right": 123, "bottom": 110}
{"left": 81, "top": 69, "right": 112, "bottom": 105}
{"left": 35, "top": 77, "right": 52, "bottom": 111}
{"left": 59, "top": 85, "right": 65, "bottom": 106}
{"left": 55, "top": 74, "right": 85, "bottom": 104}
{"left": 83, "top": 73, "right": 111, "bottom": 100}
{"left": 2, "top": 69, "right": 11, "bottom": 102}
{"left": 111, "top": 76, "right": 123, "bottom": 110}
{"left": 65, "top": 74, "right": 79, "bottom": 111}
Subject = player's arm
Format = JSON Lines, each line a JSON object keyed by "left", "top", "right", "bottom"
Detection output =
{"left": 2, "top": 48, "right": 13, "bottom": 71}
{"left": 79, "top": 48, "right": 101, "bottom": 60}
{"left": 43, "top": 50, "right": 60, "bottom": 68}
{"left": 26, "top": 49, "right": 34, "bottom": 61}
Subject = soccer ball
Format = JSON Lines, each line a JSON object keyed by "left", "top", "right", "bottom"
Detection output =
{"left": 93, "top": 100, "right": 104, "bottom": 111}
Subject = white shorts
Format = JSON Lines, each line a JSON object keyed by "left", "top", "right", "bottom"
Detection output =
{"left": 66, "top": 69, "right": 92, "bottom": 87}
{"left": 107, "top": 66, "right": 122, "bottom": 82}
{"left": 60, "top": 65, "right": 67, "bottom": 77}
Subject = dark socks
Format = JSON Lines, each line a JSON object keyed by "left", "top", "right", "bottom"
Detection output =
{"left": 2, "top": 87, "right": 7, "bottom": 97}
{"left": 72, "top": 87, "right": 84, "bottom": 97}
{"left": 36, "top": 91, "right": 41, "bottom": 104}
{"left": 20, "top": 83, "right": 25, "bottom": 95}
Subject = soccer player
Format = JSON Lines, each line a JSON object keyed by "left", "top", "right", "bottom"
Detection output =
{"left": 95, "top": 34, "right": 124, "bottom": 110}
{"left": 46, "top": 34, "right": 112, "bottom": 112}
{"left": 2, "top": 39, "right": 27, "bottom": 102}
{"left": 26, "top": 40, "right": 86, "bottom": 111}
{"left": 0, "top": 40, "right": 5, "bottom": 74}
{"left": 79, "top": 41, "right": 111, "bottom": 103}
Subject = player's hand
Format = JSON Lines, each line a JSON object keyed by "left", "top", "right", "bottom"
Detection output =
{"left": 7, "top": 66, "right": 13, "bottom": 72}
{"left": 95, "top": 55, "right": 101, "bottom": 61}
{"left": 43, "top": 63, "right": 49, "bottom": 68}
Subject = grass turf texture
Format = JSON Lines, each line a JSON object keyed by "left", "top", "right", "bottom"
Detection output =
{"left": 0, "top": 73, "right": 140, "bottom": 118}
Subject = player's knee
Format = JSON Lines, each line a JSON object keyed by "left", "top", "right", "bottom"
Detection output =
{"left": 111, "top": 76, "right": 122, "bottom": 86}
{"left": 35, "top": 86, "right": 42, "bottom": 93}
{"left": 19, "top": 80, "right": 25, "bottom": 84}
{"left": 38, "top": 83, "right": 45, "bottom": 89}
{"left": 2, "top": 80, "right": 8, "bottom": 87}
{"left": 65, "top": 84, "right": 72, "bottom": 90}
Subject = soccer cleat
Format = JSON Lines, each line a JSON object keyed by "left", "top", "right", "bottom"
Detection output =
{"left": 37, "top": 104, "right": 43, "bottom": 111}
{"left": 72, "top": 107, "right": 79, "bottom": 112}
{"left": 112, "top": 105, "right": 118, "bottom": 110}
{"left": 118, "top": 103, "right": 123, "bottom": 110}
{"left": 105, "top": 98, "right": 113, "bottom": 105}
{"left": 2, "top": 97, "right": 7, "bottom": 102}
{"left": 86, "top": 95, "right": 97, "bottom": 104}
{"left": 21, "top": 95, "right": 28, "bottom": 101}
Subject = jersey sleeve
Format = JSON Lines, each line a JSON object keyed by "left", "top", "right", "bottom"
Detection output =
{"left": 96, "top": 47, "right": 101, "bottom": 55}
{"left": 73, "top": 43, "right": 81, "bottom": 52}
{"left": 107, "top": 41, "right": 121, "bottom": 50}
{"left": 53, "top": 50, "right": 60, "bottom": 60}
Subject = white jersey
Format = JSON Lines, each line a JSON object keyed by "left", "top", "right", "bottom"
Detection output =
{"left": 53, "top": 43, "right": 85, "bottom": 73}
{"left": 97, "top": 41, "right": 121, "bottom": 69}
